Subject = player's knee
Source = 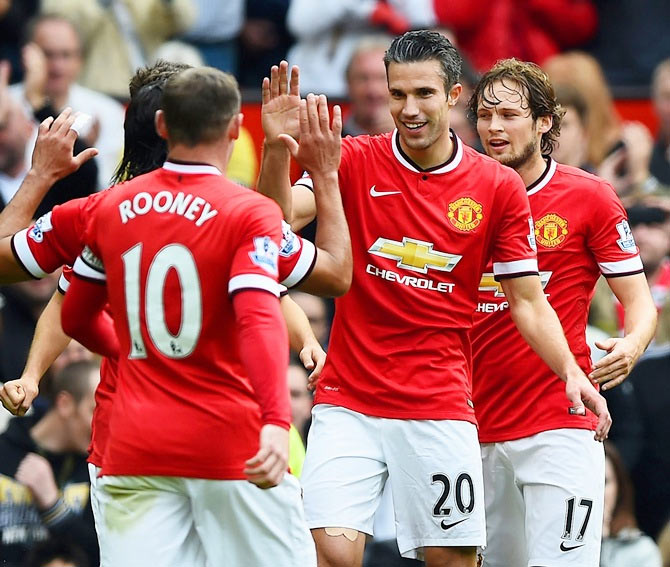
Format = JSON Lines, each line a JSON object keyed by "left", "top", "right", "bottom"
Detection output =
{"left": 423, "top": 545, "right": 477, "bottom": 567}
{"left": 311, "top": 527, "right": 365, "bottom": 567}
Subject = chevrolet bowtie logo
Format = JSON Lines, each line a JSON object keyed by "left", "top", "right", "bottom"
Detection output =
{"left": 369, "top": 237, "right": 462, "bottom": 274}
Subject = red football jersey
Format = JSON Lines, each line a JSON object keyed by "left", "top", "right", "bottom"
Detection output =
{"left": 471, "top": 159, "right": 644, "bottom": 442}
{"left": 306, "top": 131, "right": 538, "bottom": 421}
{"left": 72, "top": 162, "right": 287, "bottom": 479}
{"left": 11, "top": 183, "right": 315, "bottom": 467}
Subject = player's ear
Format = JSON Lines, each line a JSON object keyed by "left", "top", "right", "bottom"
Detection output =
{"left": 155, "top": 110, "right": 168, "bottom": 140}
{"left": 227, "top": 112, "right": 243, "bottom": 142}
{"left": 538, "top": 114, "right": 552, "bottom": 135}
{"left": 447, "top": 83, "right": 462, "bottom": 106}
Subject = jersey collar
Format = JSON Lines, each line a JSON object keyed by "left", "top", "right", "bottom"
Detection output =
{"left": 391, "top": 129, "right": 463, "bottom": 174}
{"left": 163, "top": 161, "right": 223, "bottom": 176}
{"left": 526, "top": 157, "right": 556, "bottom": 196}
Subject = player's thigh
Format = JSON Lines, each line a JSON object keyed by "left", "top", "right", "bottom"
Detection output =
{"left": 98, "top": 475, "right": 205, "bottom": 567}
{"left": 188, "top": 474, "right": 316, "bottom": 567}
{"left": 478, "top": 443, "right": 527, "bottom": 567}
{"left": 513, "top": 429, "right": 605, "bottom": 567}
{"left": 384, "top": 419, "right": 486, "bottom": 561}
{"left": 301, "top": 404, "right": 388, "bottom": 536}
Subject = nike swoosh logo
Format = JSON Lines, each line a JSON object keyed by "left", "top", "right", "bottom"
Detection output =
{"left": 370, "top": 185, "right": 402, "bottom": 197}
{"left": 440, "top": 518, "right": 467, "bottom": 531}
{"left": 560, "top": 542, "right": 585, "bottom": 552}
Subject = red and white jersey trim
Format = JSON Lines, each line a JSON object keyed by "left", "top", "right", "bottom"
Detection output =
{"left": 58, "top": 272, "right": 70, "bottom": 294}
{"left": 493, "top": 258, "right": 539, "bottom": 277}
{"left": 526, "top": 159, "right": 557, "bottom": 196}
{"left": 73, "top": 255, "right": 106, "bottom": 282}
{"left": 229, "top": 273, "right": 282, "bottom": 297}
{"left": 11, "top": 228, "right": 48, "bottom": 278}
{"left": 161, "top": 161, "right": 222, "bottom": 176}
{"left": 391, "top": 129, "right": 464, "bottom": 174}
{"left": 599, "top": 257, "right": 644, "bottom": 275}
{"left": 281, "top": 238, "right": 316, "bottom": 287}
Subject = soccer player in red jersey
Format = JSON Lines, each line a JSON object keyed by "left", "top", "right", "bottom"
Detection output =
{"left": 259, "top": 31, "right": 609, "bottom": 567}
{"left": 58, "top": 67, "right": 321, "bottom": 566}
{"left": 470, "top": 59, "right": 657, "bottom": 567}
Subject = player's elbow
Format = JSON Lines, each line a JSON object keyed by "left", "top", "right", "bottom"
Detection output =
{"left": 329, "top": 267, "right": 352, "bottom": 296}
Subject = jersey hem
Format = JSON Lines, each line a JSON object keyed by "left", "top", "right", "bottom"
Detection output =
{"left": 478, "top": 419, "right": 597, "bottom": 443}
{"left": 100, "top": 464, "right": 249, "bottom": 480}
{"left": 313, "top": 400, "right": 477, "bottom": 423}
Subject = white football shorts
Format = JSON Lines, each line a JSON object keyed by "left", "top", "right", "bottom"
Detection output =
{"left": 97, "top": 472, "right": 316, "bottom": 567}
{"left": 301, "top": 404, "right": 486, "bottom": 560}
{"left": 480, "top": 428, "right": 605, "bottom": 567}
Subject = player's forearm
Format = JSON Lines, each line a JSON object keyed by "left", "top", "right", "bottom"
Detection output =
{"left": 508, "top": 294, "right": 583, "bottom": 381}
{"left": 234, "top": 289, "right": 291, "bottom": 428}
{"left": 0, "top": 236, "right": 32, "bottom": 283}
{"left": 308, "top": 170, "right": 352, "bottom": 296}
{"left": 257, "top": 142, "right": 294, "bottom": 221}
{"left": 0, "top": 170, "right": 54, "bottom": 237}
{"left": 614, "top": 275, "right": 658, "bottom": 354}
{"left": 20, "top": 291, "right": 72, "bottom": 385}
{"left": 280, "top": 295, "right": 321, "bottom": 354}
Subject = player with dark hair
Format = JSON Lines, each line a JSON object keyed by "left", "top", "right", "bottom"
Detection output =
{"left": 470, "top": 58, "right": 656, "bottom": 567}
{"left": 259, "top": 31, "right": 610, "bottom": 567}
{"left": 60, "top": 66, "right": 325, "bottom": 566}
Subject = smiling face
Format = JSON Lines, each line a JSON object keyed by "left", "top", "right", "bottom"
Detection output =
{"left": 476, "top": 79, "right": 550, "bottom": 171}
{"left": 387, "top": 59, "right": 461, "bottom": 167}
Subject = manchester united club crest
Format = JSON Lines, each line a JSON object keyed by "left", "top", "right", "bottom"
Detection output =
{"left": 447, "top": 197, "right": 483, "bottom": 232}
{"left": 535, "top": 213, "right": 568, "bottom": 248}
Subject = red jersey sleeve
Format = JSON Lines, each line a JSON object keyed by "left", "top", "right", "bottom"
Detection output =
{"left": 490, "top": 169, "right": 539, "bottom": 279}
{"left": 228, "top": 199, "right": 284, "bottom": 297}
{"left": 587, "top": 181, "right": 644, "bottom": 277}
{"left": 10, "top": 193, "right": 104, "bottom": 278}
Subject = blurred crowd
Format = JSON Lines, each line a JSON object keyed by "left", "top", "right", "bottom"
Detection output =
{"left": 1, "top": 1, "right": 670, "bottom": 567}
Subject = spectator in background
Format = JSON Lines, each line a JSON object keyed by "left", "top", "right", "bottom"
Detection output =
{"left": 0, "top": 360, "right": 100, "bottom": 567}
{"left": 553, "top": 84, "right": 591, "bottom": 169}
{"left": 286, "top": 0, "right": 436, "bottom": 97}
{"left": 342, "top": 35, "right": 394, "bottom": 137}
{"left": 288, "top": 362, "right": 313, "bottom": 443}
{"left": 23, "top": 539, "right": 89, "bottom": 567}
{"left": 10, "top": 14, "right": 124, "bottom": 188}
{"left": 0, "top": 275, "right": 57, "bottom": 388}
{"left": 0, "top": 0, "right": 38, "bottom": 83}
{"left": 619, "top": 345, "right": 670, "bottom": 541}
{"left": 600, "top": 441, "right": 662, "bottom": 567}
{"left": 650, "top": 59, "right": 670, "bottom": 187}
{"left": 289, "top": 291, "right": 330, "bottom": 347}
{"left": 180, "top": 0, "right": 243, "bottom": 74}
{"left": 544, "top": 51, "right": 663, "bottom": 200}
{"left": 238, "top": 0, "right": 293, "bottom": 89}
{"left": 41, "top": 0, "right": 195, "bottom": 100}
{"left": 434, "top": 0, "right": 597, "bottom": 74}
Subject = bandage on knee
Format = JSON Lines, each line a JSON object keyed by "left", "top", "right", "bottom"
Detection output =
{"left": 323, "top": 527, "right": 359, "bottom": 541}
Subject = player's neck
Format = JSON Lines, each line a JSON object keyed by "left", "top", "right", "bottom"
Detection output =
{"left": 399, "top": 130, "right": 453, "bottom": 170}
{"left": 515, "top": 152, "right": 547, "bottom": 188}
{"left": 166, "top": 142, "right": 231, "bottom": 175}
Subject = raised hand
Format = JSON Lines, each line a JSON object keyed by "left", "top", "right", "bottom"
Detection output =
{"left": 261, "top": 61, "right": 301, "bottom": 145}
{"left": 278, "top": 93, "right": 342, "bottom": 177}
{"left": 31, "top": 107, "right": 99, "bottom": 184}
{"left": 0, "top": 376, "right": 39, "bottom": 416}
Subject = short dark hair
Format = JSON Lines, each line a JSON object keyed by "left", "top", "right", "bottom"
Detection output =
{"left": 554, "top": 84, "right": 588, "bottom": 127}
{"left": 469, "top": 58, "right": 565, "bottom": 155}
{"left": 161, "top": 67, "right": 240, "bottom": 147}
{"left": 48, "top": 360, "right": 99, "bottom": 404}
{"left": 384, "top": 30, "right": 461, "bottom": 93}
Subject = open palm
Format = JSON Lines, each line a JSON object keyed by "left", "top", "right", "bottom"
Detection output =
{"left": 262, "top": 61, "right": 301, "bottom": 143}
